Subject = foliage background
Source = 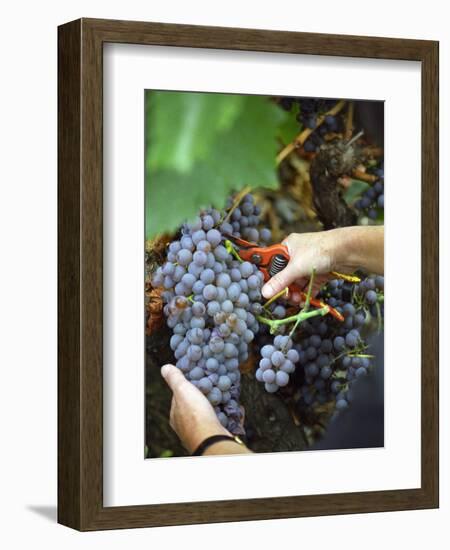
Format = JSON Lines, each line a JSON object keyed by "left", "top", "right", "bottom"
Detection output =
{"left": 145, "top": 91, "right": 297, "bottom": 237}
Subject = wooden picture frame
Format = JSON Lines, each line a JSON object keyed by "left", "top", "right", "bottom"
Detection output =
{"left": 58, "top": 18, "right": 439, "bottom": 531}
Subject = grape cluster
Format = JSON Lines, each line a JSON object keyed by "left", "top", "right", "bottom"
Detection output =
{"left": 221, "top": 195, "right": 272, "bottom": 244}
{"left": 292, "top": 275, "right": 384, "bottom": 414}
{"left": 355, "top": 165, "right": 384, "bottom": 220}
{"left": 278, "top": 97, "right": 343, "bottom": 153}
{"left": 255, "top": 335, "right": 300, "bottom": 393}
{"left": 354, "top": 275, "right": 384, "bottom": 319}
{"left": 152, "top": 195, "right": 269, "bottom": 434}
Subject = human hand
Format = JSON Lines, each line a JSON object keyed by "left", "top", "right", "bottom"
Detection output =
{"left": 261, "top": 231, "right": 338, "bottom": 301}
{"left": 161, "top": 364, "right": 230, "bottom": 453}
{"left": 261, "top": 226, "right": 384, "bottom": 301}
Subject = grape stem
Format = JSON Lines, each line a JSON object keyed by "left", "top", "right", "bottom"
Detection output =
{"left": 257, "top": 268, "right": 329, "bottom": 337}
{"left": 302, "top": 269, "right": 315, "bottom": 312}
{"left": 257, "top": 305, "right": 329, "bottom": 335}
{"left": 287, "top": 267, "right": 317, "bottom": 338}
{"left": 375, "top": 301, "right": 382, "bottom": 333}
{"left": 276, "top": 99, "right": 347, "bottom": 165}
{"left": 329, "top": 343, "right": 370, "bottom": 367}
{"left": 224, "top": 239, "right": 244, "bottom": 263}
{"left": 351, "top": 168, "right": 377, "bottom": 183}
{"left": 345, "top": 101, "right": 354, "bottom": 141}
{"left": 263, "top": 287, "right": 289, "bottom": 309}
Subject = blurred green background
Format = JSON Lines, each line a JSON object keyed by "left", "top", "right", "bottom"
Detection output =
{"left": 145, "top": 91, "right": 296, "bottom": 238}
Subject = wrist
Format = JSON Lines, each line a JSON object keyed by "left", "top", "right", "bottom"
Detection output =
{"left": 202, "top": 437, "right": 251, "bottom": 456}
{"left": 185, "top": 422, "right": 231, "bottom": 454}
{"left": 329, "top": 226, "right": 362, "bottom": 273}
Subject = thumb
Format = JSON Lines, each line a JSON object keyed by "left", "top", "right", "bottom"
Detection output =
{"left": 261, "top": 262, "right": 298, "bottom": 299}
{"left": 161, "top": 364, "right": 187, "bottom": 395}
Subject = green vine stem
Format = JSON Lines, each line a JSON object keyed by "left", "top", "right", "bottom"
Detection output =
{"left": 257, "top": 305, "right": 330, "bottom": 335}
{"left": 224, "top": 239, "right": 244, "bottom": 263}
{"left": 263, "top": 287, "right": 289, "bottom": 309}
{"left": 302, "top": 268, "right": 315, "bottom": 312}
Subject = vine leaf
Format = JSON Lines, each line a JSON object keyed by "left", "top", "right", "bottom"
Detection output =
{"left": 145, "top": 92, "right": 288, "bottom": 238}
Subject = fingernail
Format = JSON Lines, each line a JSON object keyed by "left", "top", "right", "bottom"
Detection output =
{"left": 261, "top": 284, "right": 271, "bottom": 298}
{"left": 161, "top": 364, "right": 170, "bottom": 378}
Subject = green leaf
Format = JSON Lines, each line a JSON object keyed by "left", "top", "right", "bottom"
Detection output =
{"left": 146, "top": 91, "right": 244, "bottom": 174}
{"left": 146, "top": 94, "right": 286, "bottom": 238}
{"left": 277, "top": 102, "right": 301, "bottom": 145}
{"left": 343, "top": 179, "right": 371, "bottom": 205}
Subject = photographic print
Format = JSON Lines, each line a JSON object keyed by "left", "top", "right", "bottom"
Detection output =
{"left": 145, "top": 91, "right": 385, "bottom": 458}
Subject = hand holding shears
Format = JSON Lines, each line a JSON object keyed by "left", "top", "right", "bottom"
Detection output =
{"left": 224, "top": 233, "right": 356, "bottom": 322}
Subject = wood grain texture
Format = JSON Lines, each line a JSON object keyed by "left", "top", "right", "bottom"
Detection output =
{"left": 57, "top": 19, "right": 82, "bottom": 529}
{"left": 57, "top": 18, "right": 439, "bottom": 531}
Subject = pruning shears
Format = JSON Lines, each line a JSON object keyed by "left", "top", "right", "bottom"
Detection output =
{"left": 224, "top": 233, "right": 350, "bottom": 322}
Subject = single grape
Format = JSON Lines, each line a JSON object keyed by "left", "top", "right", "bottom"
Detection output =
{"left": 202, "top": 215, "right": 214, "bottom": 231}
{"left": 198, "top": 377, "right": 213, "bottom": 394}
{"left": 192, "top": 250, "right": 207, "bottom": 266}
{"left": 336, "top": 399, "right": 349, "bottom": 411}
{"left": 218, "top": 375, "right": 231, "bottom": 391}
{"left": 264, "top": 382, "right": 279, "bottom": 393}
{"left": 365, "top": 290, "right": 377, "bottom": 304}
{"left": 356, "top": 366, "right": 368, "bottom": 378}
{"left": 177, "top": 249, "right": 193, "bottom": 266}
{"left": 227, "top": 282, "right": 241, "bottom": 301}
{"left": 239, "top": 261, "right": 254, "bottom": 278}
{"left": 214, "top": 245, "right": 229, "bottom": 261}
{"left": 271, "top": 350, "right": 285, "bottom": 367}
{"left": 260, "top": 345, "right": 275, "bottom": 358}
{"left": 345, "top": 332, "right": 358, "bottom": 348}
{"left": 281, "top": 360, "right": 295, "bottom": 374}
{"left": 262, "top": 369, "right": 276, "bottom": 383}
{"left": 272, "top": 305, "right": 286, "bottom": 319}
{"left": 203, "top": 284, "right": 218, "bottom": 301}
{"left": 286, "top": 349, "right": 299, "bottom": 363}
{"left": 275, "top": 370, "right": 289, "bottom": 387}
{"left": 206, "top": 229, "right": 222, "bottom": 247}
{"left": 230, "top": 267, "right": 242, "bottom": 282}
{"left": 207, "top": 388, "right": 222, "bottom": 406}
{"left": 333, "top": 336, "right": 345, "bottom": 351}
{"left": 320, "top": 366, "right": 332, "bottom": 379}
{"left": 223, "top": 343, "right": 238, "bottom": 358}
{"left": 209, "top": 336, "right": 224, "bottom": 354}
{"left": 260, "top": 228, "right": 271, "bottom": 242}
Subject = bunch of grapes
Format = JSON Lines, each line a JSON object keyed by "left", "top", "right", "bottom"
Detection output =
{"left": 354, "top": 275, "right": 384, "bottom": 319}
{"left": 278, "top": 96, "right": 344, "bottom": 153}
{"left": 220, "top": 195, "right": 271, "bottom": 244}
{"left": 255, "top": 335, "right": 300, "bottom": 393}
{"left": 151, "top": 187, "right": 385, "bottom": 432}
{"left": 292, "top": 275, "right": 384, "bottom": 414}
{"left": 355, "top": 165, "right": 384, "bottom": 219}
{"left": 152, "top": 195, "right": 270, "bottom": 434}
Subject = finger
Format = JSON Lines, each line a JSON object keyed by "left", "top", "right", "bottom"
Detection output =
{"left": 261, "top": 262, "right": 298, "bottom": 299}
{"left": 161, "top": 364, "right": 188, "bottom": 395}
{"left": 169, "top": 396, "right": 176, "bottom": 429}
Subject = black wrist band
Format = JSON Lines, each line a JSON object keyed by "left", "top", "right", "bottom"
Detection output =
{"left": 192, "top": 434, "right": 244, "bottom": 456}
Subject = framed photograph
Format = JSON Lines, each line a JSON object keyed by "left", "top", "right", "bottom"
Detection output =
{"left": 58, "top": 18, "right": 439, "bottom": 530}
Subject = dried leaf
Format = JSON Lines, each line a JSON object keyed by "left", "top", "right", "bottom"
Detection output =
{"left": 146, "top": 286, "right": 164, "bottom": 335}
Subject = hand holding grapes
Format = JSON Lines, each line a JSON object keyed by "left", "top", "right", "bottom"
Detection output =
{"left": 261, "top": 226, "right": 384, "bottom": 300}
{"left": 161, "top": 364, "right": 251, "bottom": 455}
